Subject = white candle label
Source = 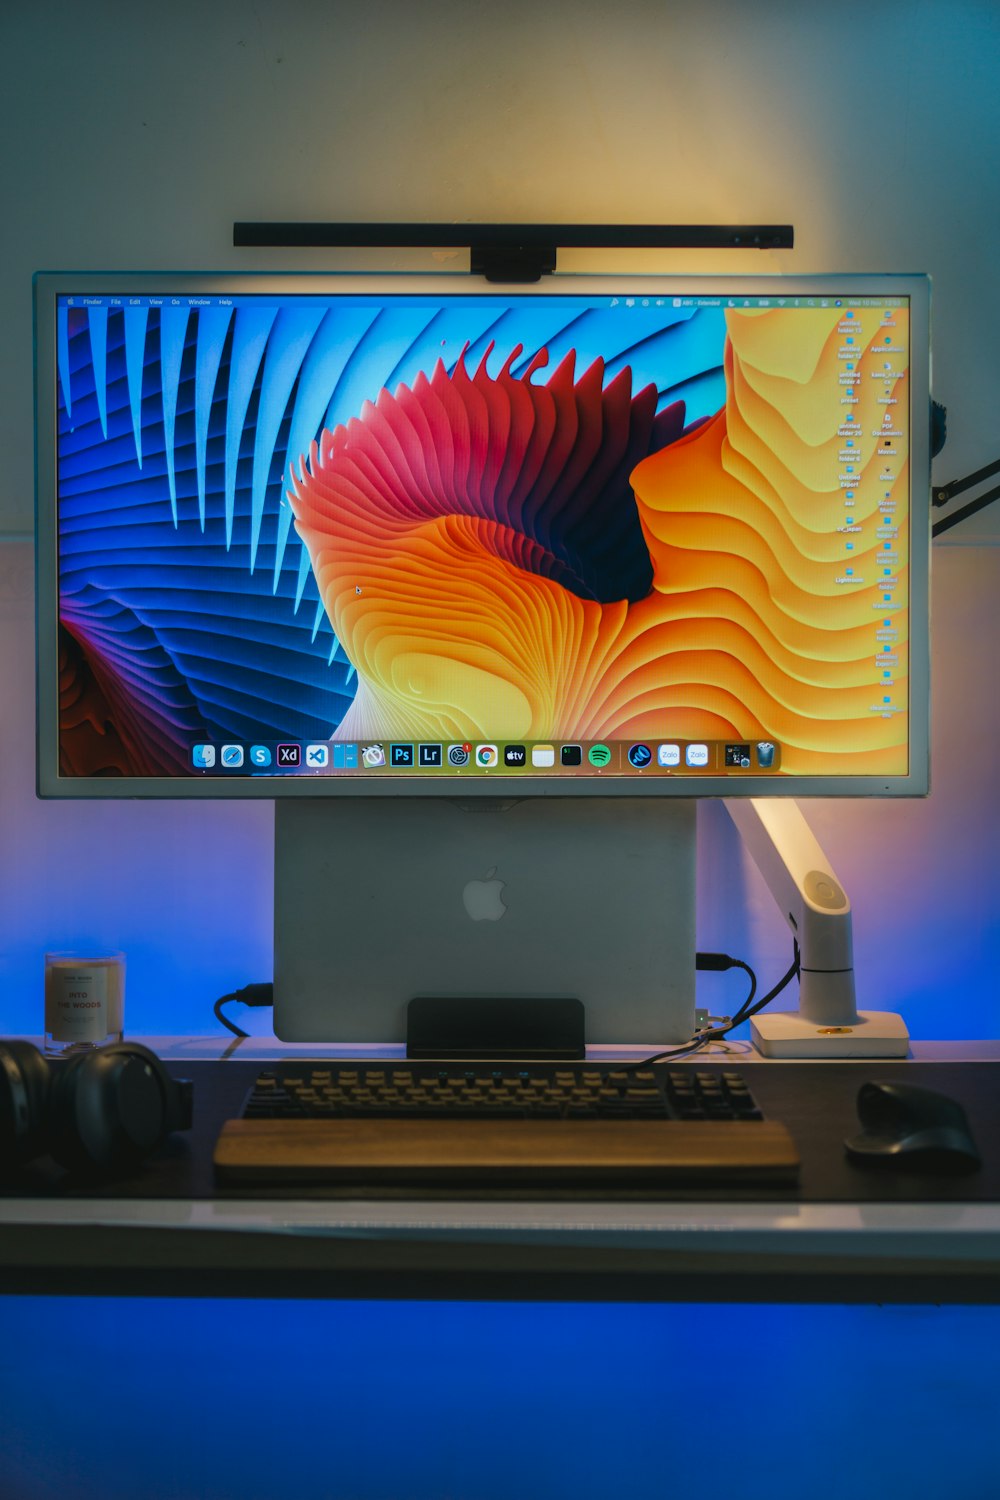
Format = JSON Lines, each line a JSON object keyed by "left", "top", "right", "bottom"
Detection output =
{"left": 46, "top": 965, "right": 109, "bottom": 1042}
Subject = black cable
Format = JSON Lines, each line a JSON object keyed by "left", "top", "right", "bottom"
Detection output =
{"left": 213, "top": 983, "right": 274, "bottom": 1038}
{"left": 932, "top": 484, "right": 1000, "bottom": 538}
{"left": 208, "top": 950, "right": 801, "bottom": 1057}
{"left": 932, "top": 454, "right": 1000, "bottom": 506}
{"left": 696, "top": 949, "right": 757, "bottom": 1000}
{"left": 620, "top": 952, "right": 757, "bottom": 1067}
{"left": 629, "top": 941, "right": 800, "bottom": 1067}
{"left": 213, "top": 996, "right": 247, "bottom": 1038}
{"left": 737, "top": 940, "right": 801, "bottom": 1025}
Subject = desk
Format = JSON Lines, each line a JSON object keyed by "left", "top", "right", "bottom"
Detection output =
{"left": 2, "top": 1039, "right": 999, "bottom": 1303}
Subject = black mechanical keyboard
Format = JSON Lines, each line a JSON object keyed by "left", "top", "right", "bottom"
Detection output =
{"left": 213, "top": 1063, "right": 799, "bottom": 1186}
{"left": 240, "top": 1063, "right": 766, "bottom": 1121}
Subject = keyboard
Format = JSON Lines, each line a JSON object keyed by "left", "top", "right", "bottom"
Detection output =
{"left": 213, "top": 1063, "right": 800, "bottom": 1185}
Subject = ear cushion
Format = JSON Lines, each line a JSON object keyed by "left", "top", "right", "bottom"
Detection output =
{"left": 0, "top": 1041, "right": 52, "bottom": 1168}
{"left": 48, "top": 1042, "right": 173, "bottom": 1174}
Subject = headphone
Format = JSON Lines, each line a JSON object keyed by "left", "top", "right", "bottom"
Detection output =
{"left": 0, "top": 1040, "right": 193, "bottom": 1176}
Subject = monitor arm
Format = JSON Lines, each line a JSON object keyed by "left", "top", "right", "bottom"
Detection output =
{"left": 725, "top": 799, "right": 909, "bottom": 1057}
{"left": 931, "top": 452, "right": 1000, "bottom": 538}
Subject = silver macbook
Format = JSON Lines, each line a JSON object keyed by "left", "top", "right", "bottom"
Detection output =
{"left": 273, "top": 797, "right": 695, "bottom": 1047}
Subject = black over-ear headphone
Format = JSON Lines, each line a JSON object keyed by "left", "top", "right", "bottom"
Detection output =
{"left": 0, "top": 1040, "right": 193, "bottom": 1176}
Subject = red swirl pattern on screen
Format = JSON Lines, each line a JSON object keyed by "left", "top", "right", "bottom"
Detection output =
{"left": 290, "top": 311, "right": 908, "bottom": 772}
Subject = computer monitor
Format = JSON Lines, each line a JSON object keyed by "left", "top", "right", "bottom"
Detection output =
{"left": 34, "top": 271, "right": 930, "bottom": 1046}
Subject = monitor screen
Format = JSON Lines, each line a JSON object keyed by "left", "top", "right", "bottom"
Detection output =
{"left": 35, "top": 271, "right": 930, "bottom": 798}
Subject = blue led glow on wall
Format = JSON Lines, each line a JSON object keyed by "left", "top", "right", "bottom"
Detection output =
{"left": 2, "top": 532, "right": 999, "bottom": 1040}
{"left": 1, "top": 1298, "right": 998, "bottom": 1500}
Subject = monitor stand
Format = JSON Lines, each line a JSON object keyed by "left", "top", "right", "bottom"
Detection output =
{"left": 272, "top": 797, "right": 696, "bottom": 1050}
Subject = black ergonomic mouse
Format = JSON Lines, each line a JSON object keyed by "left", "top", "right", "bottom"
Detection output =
{"left": 844, "top": 1080, "right": 982, "bottom": 1172}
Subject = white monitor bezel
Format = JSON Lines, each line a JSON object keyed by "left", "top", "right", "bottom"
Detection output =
{"left": 34, "top": 269, "right": 931, "bottom": 800}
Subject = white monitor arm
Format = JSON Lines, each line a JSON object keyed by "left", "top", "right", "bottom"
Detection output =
{"left": 725, "top": 799, "right": 909, "bottom": 1057}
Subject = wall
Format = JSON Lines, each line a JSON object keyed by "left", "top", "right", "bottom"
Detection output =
{"left": 1, "top": 0, "right": 998, "bottom": 1037}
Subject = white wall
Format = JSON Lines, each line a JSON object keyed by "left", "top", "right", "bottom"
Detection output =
{"left": 4, "top": 0, "right": 999, "bottom": 536}
{"left": 1, "top": 0, "right": 997, "bottom": 1034}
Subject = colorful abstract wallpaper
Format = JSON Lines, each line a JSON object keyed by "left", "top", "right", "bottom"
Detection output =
{"left": 51, "top": 289, "right": 911, "bottom": 779}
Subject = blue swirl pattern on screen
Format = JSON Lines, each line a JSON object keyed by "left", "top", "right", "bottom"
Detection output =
{"left": 56, "top": 296, "right": 724, "bottom": 774}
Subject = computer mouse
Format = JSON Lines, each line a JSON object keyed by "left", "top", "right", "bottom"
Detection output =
{"left": 844, "top": 1080, "right": 982, "bottom": 1173}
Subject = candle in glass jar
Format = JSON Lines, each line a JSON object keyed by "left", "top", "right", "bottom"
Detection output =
{"left": 44, "top": 952, "right": 125, "bottom": 1054}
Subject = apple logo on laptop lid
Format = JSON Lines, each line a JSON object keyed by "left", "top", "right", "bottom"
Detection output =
{"left": 462, "top": 867, "right": 507, "bottom": 922}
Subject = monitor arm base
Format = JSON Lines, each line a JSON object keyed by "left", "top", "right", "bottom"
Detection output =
{"left": 751, "top": 1009, "right": 910, "bottom": 1059}
{"left": 726, "top": 799, "right": 909, "bottom": 1058}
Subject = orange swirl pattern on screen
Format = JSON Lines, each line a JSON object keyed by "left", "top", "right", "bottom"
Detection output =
{"left": 289, "top": 310, "right": 908, "bottom": 773}
{"left": 631, "top": 308, "right": 908, "bottom": 773}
